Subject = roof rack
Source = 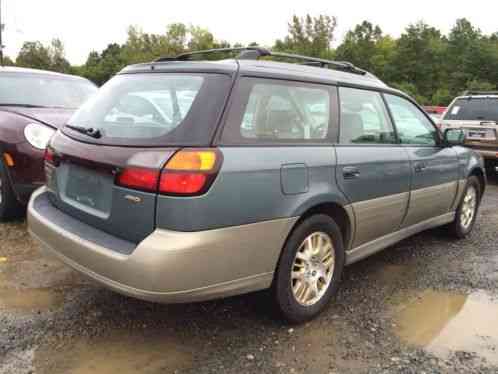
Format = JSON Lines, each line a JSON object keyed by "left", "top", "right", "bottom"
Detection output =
{"left": 462, "top": 90, "right": 498, "bottom": 96}
{"left": 154, "top": 46, "right": 367, "bottom": 75}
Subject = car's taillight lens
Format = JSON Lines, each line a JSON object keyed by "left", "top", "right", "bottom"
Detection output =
{"left": 44, "top": 147, "right": 55, "bottom": 165}
{"left": 165, "top": 150, "right": 217, "bottom": 171}
{"left": 116, "top": 168, "right": 159, "bottom": 192}
{"left": 115, "top": 149, "right": 221, "bottom": 195}
{"left": 159, "top": 149, "right": 221, "bottom": 196}
{"left": 159, "top": 173, "right": 207, "bottom": 194}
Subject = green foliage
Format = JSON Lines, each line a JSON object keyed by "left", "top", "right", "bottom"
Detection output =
{"left": 6, "top": 16, "right": 498, "bottom": 104}
{"left": 2, "top": 55, "right": 15, "bottom": 66}
{"left": 432, "top": 88, "right": 453, "bottom": 106}
{"left": 335, "top": 21, "right": 383, "bottom": 73}
{"left": 337, "top": 17, "right": 498, "bottom": 105}
{"left": 15, "top": 39, "right": 71, "bottom": 73}
{"left": 274, "top": 14, "right": 336, "bottom": 59}
{"left": 390, "top": 22, "right": 447, "bottom": 103}
{"left": 16, "top": 41, "right": 52, "bottom": 70}
{"left": 77, "top": 24, "right": 235, "bottom": 85}
{"left": 391, "top": 82, "right": 428, "bottom": 105}
{"left": 466, "top": 79, "right": 496, "bottom": 92}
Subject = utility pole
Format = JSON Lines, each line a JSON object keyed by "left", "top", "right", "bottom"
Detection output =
{"left": 0, "top": 0, "right": 4, "bottom": 66}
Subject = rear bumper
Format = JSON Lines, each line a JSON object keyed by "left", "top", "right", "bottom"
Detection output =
{"left": 468, "top": 146, "right": 498, "bottom": 160}
{"left": 473, "top": 149, "right": 498, "bottom": 160}
{"left": 28, "top": 187, "right": 296, "bottom": 303}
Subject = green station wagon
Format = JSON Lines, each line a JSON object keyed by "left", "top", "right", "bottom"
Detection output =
{"left": 28, "top": 47, "right": 486, "bottom": 323}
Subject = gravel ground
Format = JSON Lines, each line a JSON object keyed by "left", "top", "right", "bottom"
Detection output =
{"left": 1, "top": 176, "right": 497, "bottom": 374}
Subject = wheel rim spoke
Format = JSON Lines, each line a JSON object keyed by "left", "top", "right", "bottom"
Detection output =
{"left": 460, "top": 186, "right": 477, "bottom": 230}
{"left": 290, "top": 231, "right": 335, "bottom": 306}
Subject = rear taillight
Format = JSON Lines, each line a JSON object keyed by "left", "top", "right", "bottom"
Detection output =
{"left": 159, "top": 149, "right": 221, "bottom": 196}
{"left": 159, "top": 173, "right": 207, "bottom": 194}
{"left": 115, "top": 149, "right": 222, "bottom": 196}
{"left": 44, "top": 147, "right": 57, "bottom": 166}
{"left": 116, "top": 167, "right": 159, "bottom": 192}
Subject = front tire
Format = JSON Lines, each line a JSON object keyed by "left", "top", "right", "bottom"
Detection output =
{"left": 273, "top": 214, "right": 345, "bottom": 324}
{"left": 448, "top": 176, "right": 481, "bottom": 239}
{"left": 0, "top": 160, "right": 23, "bottom": 221}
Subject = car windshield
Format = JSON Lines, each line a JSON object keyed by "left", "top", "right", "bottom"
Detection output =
{"left": 444, "top": 98, "right": 498, "bottom": 122}
{"left": 66, "top": 73, "right": 231, "bottom": 146}
{"left": 0, "top": 73, "right": 97, "bottom": 109}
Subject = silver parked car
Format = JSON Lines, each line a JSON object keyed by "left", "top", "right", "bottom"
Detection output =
{"left": 440, "top": 91, "right": 498, "bottom": 173}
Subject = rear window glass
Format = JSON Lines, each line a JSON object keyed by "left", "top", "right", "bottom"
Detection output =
{"left": 444, "top": 98, "right": 498, "bottom": 122}
{"left": 0, "top": 73, "right": 97, "bottom": 109}
{"left": 66, "top": 73, "right": 231, "bottom": 146}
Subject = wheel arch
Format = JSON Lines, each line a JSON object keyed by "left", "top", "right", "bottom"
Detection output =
{"left": 288, "top": 199, "right": 354, "bottom": 253}
{"left": 469, "top": 167, "right": 486, "bottom": 199}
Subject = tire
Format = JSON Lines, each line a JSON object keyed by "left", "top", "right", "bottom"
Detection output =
{"left": 0, "top": 160, "right": 23, "bottom": 221}
{"left": 485, "top": 161, "right": 497, "bottom": 178}
{"left": 272, "top": 214, "right": 345, "bottom": 324}
{"left": 448, "top": 176, "right": 481, "bottom": 239}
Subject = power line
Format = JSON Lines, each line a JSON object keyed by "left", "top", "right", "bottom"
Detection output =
{"left": 0, "top": 0, "right": 4, "bottom": 65}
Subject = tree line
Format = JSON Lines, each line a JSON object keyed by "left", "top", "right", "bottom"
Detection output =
{"left": 3, "top": 15, "right": 498, "bottom": 106}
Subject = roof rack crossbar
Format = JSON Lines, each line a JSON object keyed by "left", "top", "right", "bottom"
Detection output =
{"left": 154, "top": 46, "right": 367, "bottom": 75}
{"left": 155, "top": 47, "right": 271, "bottom": 63}
{"left": 268, "top": 52, "right": 366, "bottom": 75}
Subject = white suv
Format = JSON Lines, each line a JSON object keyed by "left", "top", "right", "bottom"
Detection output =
{"left": 441, "top": 91, "right": 498, "bottom": 173}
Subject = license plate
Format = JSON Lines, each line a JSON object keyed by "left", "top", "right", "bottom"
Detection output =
{"left": 467, "top": 129, "right": 496, "bottom": 141}
{"left": 468, "top": 131, "right": 487, "bottom": 139}
{"left": 66, "top": 169, "right": 101, "bottom": 208}
{"left": 63, "top": 164, "right": 113, "bottom": 214}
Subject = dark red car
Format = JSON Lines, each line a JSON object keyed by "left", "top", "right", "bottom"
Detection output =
{"left": 423, "top": 106, "right": 447, "bottom": 123}
{"left": 0, "top": 67, "right": 97, "bottom": 220}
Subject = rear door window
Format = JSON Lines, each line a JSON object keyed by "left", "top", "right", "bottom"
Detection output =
{"left": 65, "top": 73, "right": 232, "bottom": 147}
{"left": 222, "top": 78, "right": 332, "bottom": 144}
{"left": 339, "top": 87, "right": 396, "bottom": 144}
{"left": 444, "top": 98, "right": 498, "bottom": 122}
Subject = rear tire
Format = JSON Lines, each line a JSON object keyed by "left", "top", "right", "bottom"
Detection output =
{"left": 0, "top": 160, "right": 23, "bottom": 221}
{"left": 485, "top": 160, "right": 497, "bottom": 178}
{"left": 448, "top": 176, "right": 481, "bottom": 239}
{"left": 272, "top": 214, "right": 345, "bottom": 324}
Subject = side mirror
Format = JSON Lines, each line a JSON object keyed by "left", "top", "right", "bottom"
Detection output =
{"left": 444, "top": 128, "right": 466, "bottom": 146}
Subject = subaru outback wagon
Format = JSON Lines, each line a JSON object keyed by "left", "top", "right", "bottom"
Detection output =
{"left": 28, "top": 47, "right": 486, "bottom": 323}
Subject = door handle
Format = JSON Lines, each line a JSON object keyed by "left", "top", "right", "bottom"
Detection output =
{"left": 343, "top": 166, "right": 360, "bottom": 179}
{"left": 414, "top": 162, "right": 427, "bottom": 173}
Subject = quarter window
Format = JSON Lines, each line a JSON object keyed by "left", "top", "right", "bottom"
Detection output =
{"left": 222, "top": 78, "right": 331, "bottom": 143}
{"left": 385, "top": 94, "right": 437, "bottom": 146}
{"left": 339, "top": 87, "right": 396, "bottom": 144}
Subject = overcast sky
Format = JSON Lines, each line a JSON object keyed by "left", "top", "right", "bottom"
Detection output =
{"left": 2, "top": 0, "right": 497, "bottom": 65}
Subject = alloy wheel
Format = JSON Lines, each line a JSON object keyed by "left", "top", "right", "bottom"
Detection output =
{"left": 460, "top": 185, "right": 477, "bottom": 230}
{"left": 290, "top": 232, "right": 335, "bottom": 306}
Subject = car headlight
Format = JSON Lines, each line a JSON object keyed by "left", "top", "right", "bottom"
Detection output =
{"left": 23, "top": 123, "right": 56, "bottom": 150}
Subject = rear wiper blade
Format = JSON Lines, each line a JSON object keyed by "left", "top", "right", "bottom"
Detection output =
{"left": 65, "top": 125, "right": 102, "bottom": 139}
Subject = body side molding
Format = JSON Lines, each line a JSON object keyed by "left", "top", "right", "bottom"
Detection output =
{"left": 345, "top": 212, "right": 455, "bottom": 265}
